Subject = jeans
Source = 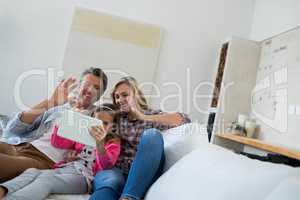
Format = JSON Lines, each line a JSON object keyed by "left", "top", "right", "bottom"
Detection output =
{"left": 89, "top": 128, "right": 165, "bottom": 200}
{"left": 1, "top": 166, "right": 87, "bottom": 200}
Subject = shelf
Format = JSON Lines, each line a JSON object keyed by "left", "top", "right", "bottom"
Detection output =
{"left": 216, "top": 133, "right": 300, "bottom": 160}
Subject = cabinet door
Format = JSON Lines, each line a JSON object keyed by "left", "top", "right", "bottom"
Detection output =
{"left": 208, "top": 43, "right": 229, "bottom": 141}
{"left": 211, "top": 38, "right": 261, "bottom": 142}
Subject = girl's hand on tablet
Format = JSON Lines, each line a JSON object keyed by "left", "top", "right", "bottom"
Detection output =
{"left": 89, "top": 125, "right": 107, "bottom": 143}
{"left": 89, "top": 125, "right": 107, "bottom": 154}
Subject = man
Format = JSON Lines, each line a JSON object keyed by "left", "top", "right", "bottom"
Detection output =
{"left": 0, "top": 67, "right": 108, "bottom": 183}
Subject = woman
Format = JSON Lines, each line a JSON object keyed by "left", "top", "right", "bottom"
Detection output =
{"left": 90, "top": 77, "right": 191, "bottom": 200}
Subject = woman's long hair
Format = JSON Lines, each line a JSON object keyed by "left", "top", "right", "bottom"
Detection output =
{"left": 111, "top": 76, "right": 150, "bottom": 112}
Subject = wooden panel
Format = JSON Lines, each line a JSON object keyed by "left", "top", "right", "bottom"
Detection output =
{"left": 216, "top": 133, "right": 300, "bottom": 160}
{"left": 211, "top": 43, "right": 228, "bottom": 108}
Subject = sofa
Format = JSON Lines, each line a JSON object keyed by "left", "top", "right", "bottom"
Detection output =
{"left": 47, "top": 123, "right": 300, "bottom": 200}
{"left": 1, "top": 121, "right": 300, "bottom": 200}
{"left": 46, "top": 123, "right": 208, "bottom": 200}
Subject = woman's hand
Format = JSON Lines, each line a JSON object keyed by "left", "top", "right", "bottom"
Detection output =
{"left": 63, "top": 150, "right": 79, "bottom": 162}
{"left": 129, "top": 106, "right": 145, "bottom": 120}
{"left": 48, "top": 77, "right": 77, "bottom": 107}
{"left": 128, "top": 99, "right": 184, "bottom": 126}
{"left": 127, "top": 99, "right": 146, "bottom": 120}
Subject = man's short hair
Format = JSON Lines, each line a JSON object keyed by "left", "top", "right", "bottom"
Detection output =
{"left": 81, "top": 67, "right": 108, "bottom": 95}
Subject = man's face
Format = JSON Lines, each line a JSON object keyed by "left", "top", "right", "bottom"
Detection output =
{"left": 78, "top": 74, "right": 102, "bottom": 108}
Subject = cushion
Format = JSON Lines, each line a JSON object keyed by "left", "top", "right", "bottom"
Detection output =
{"left": 264, "top": 176, "right": 300, "bottom": 200}
{"left": 162, "top": 123, "right": 208, "bottom": 171}
{"left": 145, "top": 144, "right": 300, "bottom": 200}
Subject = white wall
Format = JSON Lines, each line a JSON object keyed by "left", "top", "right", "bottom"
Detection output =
{"left": 0, "top": 0, "right": 254, "bottom": 122}
{"left": 0, "top": 0, "right": 74, "bottom": 115}
{"left": 249, "top": 0, "right": 300, "bottom": 150}
{"left": 251, "top": 0, "right": 300, "bottom": 40}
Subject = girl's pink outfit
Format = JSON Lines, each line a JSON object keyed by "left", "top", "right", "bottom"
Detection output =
{"left": 51, "top": 125, "right": 120, "bottom": 177}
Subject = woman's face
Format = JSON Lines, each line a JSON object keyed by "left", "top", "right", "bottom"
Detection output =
{"left": 113, "top": 83, "right": 135, "bottom": 112}
{"left": 94, "top": 112, "right": 113, "bottom": 132}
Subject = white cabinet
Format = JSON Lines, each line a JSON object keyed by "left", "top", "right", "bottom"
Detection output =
{"left": 208, "top": 37, "right": 261, "bottom": 143}
{"left": 209, "top": 27, "right": 300, "bottom": 151}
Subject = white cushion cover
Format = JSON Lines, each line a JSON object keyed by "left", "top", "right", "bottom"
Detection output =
{"left": 162, "top": 123, "right": 208, "bottom": 171}
{"left": 145, "top": 143, "right": 300, "bottom": 200}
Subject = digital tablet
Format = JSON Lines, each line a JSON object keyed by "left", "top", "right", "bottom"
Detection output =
{"left": 57, "top": 110, "right": 102, "bottom": 147}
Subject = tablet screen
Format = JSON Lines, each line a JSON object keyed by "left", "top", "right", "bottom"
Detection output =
{"left": 57, "top": 110, "right": 102, "bottom": 147}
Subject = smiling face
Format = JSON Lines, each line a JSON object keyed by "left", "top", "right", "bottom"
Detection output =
{"left": 113, "top": 83, "right": 135, "bottom": 112}
{"left": 77, "top": 74, "right": 102, "bottom": 108}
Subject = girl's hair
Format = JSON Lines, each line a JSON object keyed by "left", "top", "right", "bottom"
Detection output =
{"left": 111, "top": 76, "right": 150, "bottom": 112}
{"left": 92, "top": 103, "right": 120, "bottom": 141}
{"left": 92, "top": 103, "right": 118, "bottom": 117}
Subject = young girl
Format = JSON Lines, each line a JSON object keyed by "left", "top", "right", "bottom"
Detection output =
{"left": 0, "top": 103, "right": 120, "bottom": 200}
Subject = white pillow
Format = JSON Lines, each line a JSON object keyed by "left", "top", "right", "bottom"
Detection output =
{"left": 145, "top": 144, "right": 300, "bottom": 200}
{"left": 162, "top": 123, "right": 208, "bottom": 171}
{"left": 264, "top": 176, "right": 300, "bottom": 200}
